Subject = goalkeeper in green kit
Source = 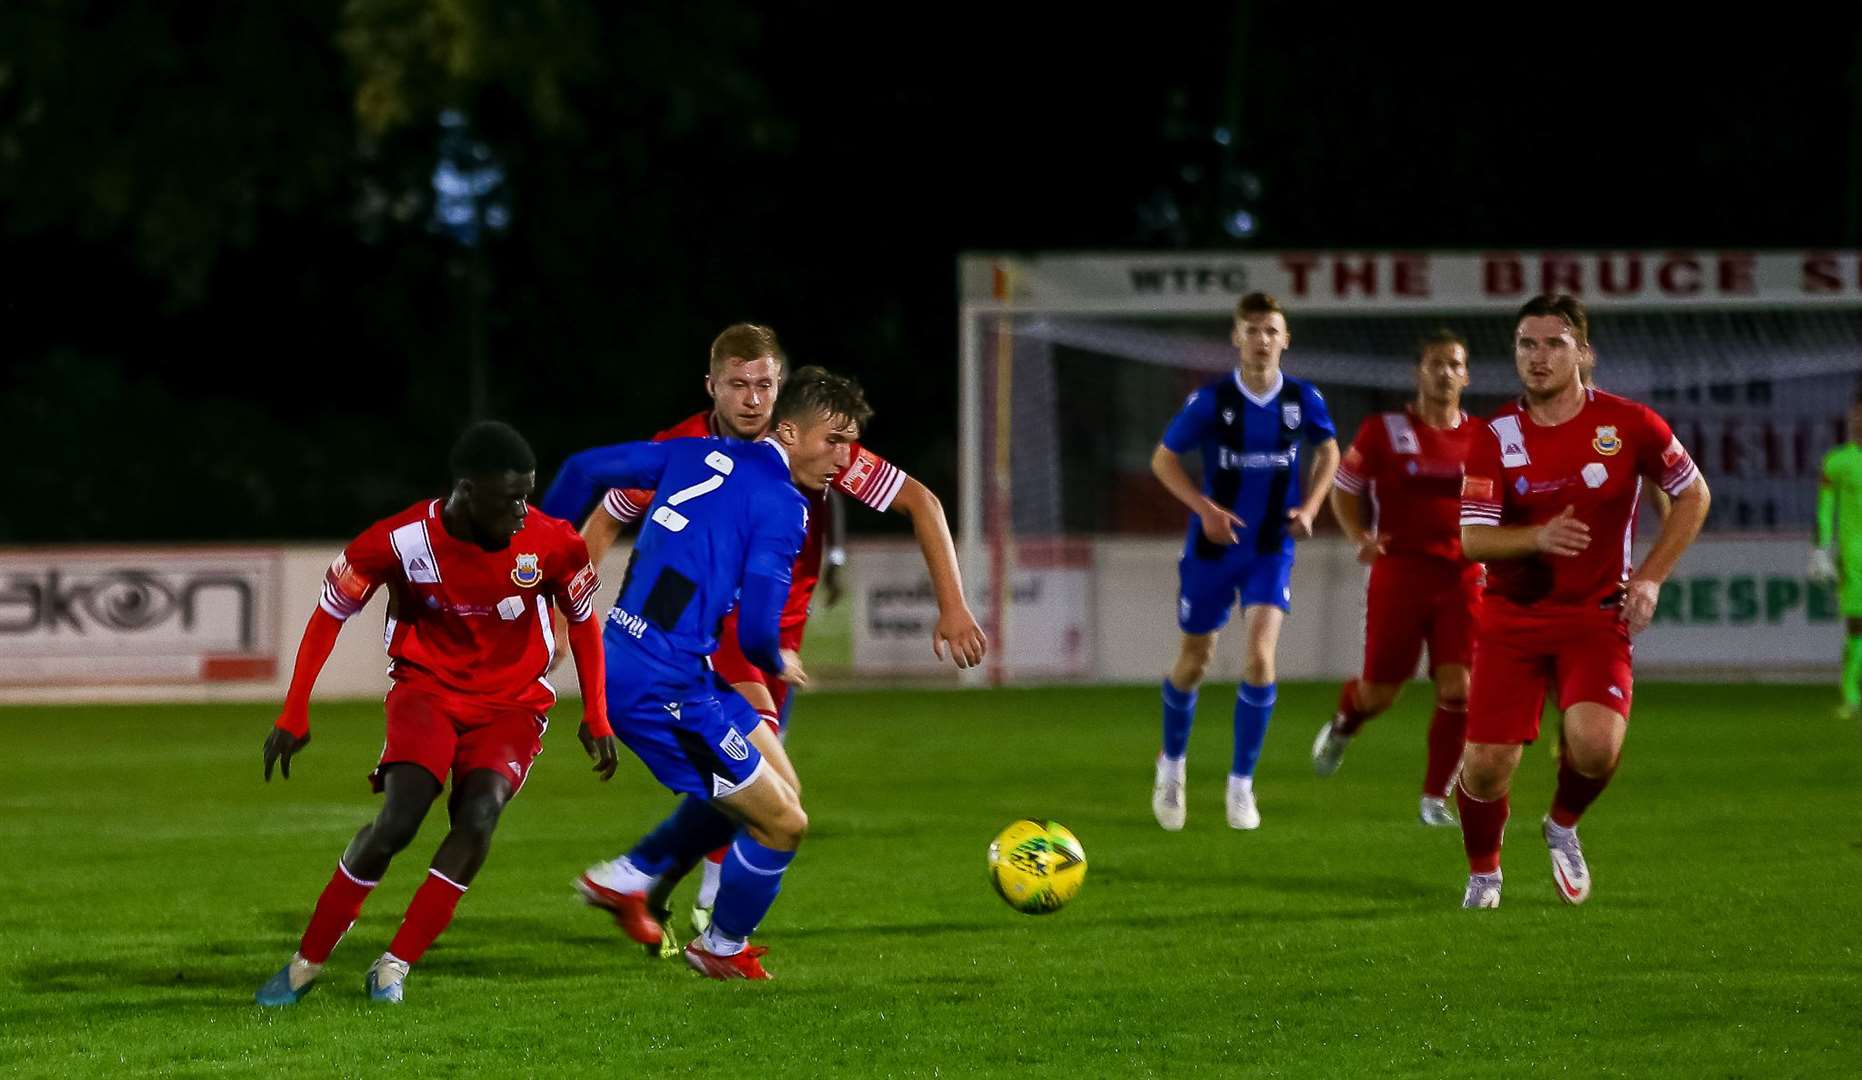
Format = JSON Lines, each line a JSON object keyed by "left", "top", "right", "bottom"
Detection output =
{"left": 1810, "top": 399, "right": 1862, "bottom": 720}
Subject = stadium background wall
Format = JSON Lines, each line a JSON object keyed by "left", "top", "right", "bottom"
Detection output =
{"left": 0, "top": 536, "right": 1836, "bottom": 705}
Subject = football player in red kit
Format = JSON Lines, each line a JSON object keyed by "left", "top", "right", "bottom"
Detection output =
{"left": 1312, "top": 330, "right": 1479, "bottom": 827}
{"left": 255, "top": 421, "right": 617, "bottom": 1005}
{"left": 1455, "top": 296, "right": 1708, "bottom": 909}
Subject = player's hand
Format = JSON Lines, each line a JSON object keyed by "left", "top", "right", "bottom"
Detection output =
{"left": 933, "top": 606, "right": 988, "bottom": 669}
{"left": 778, "top": 649, "right": 809, "bottom": 688}
{"left": 1198, "top": 501, "right": 1245, "bottom": 546}
{"left": 1534, "top": 505, "right": 1591, "bottom": 557}
{"left": 1353, "top": 532, "right": 1387, "bottom": 565}
{"left": 1285, "top": 505, "right": 1318, "bottom": 540}
{"left": 1620, "top": 577, "right": 1660, "bottom": 636}
{"left": 1809, "top": 547, "right": 1838, "bottom": 586}
{"left": 262, "top": 725, "right": 311, "bottom": 782}
{"left": 578, "top": 722, "right": 619, "bottom": 781}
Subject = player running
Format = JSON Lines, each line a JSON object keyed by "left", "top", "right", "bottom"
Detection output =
{"left": 1809, "top": 398, "right": 1862, "bottom": 721}
{"left": 1311, "top": 330, "right": 1478, "bottom": 827}
{"left": 254, "top": 421, "right": 617, "bottom": 1006}
{"left": 563, "top": 325, "right": 984, "bottom": 940}
{"left": 543, "top": 368, "right": 870, "bottom": 980}
{"left": 1150, "top": 291, "right": 1339, "bottom": 832}
{"left": 1455, "top": 295, "right": 1708, "bottom": 909}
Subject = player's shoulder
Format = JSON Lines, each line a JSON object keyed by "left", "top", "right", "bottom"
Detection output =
{"left": 655, "top": 411, "right": 714, "bottom": 441}
{"left": 517, "top": 509, "right": 582, "bottom": 549}
{"left": 1282, "top": 371, "right": 1324, "bottom": 399}
{"left": 1589, "top": 388, "right": 1660, "bottom": 423}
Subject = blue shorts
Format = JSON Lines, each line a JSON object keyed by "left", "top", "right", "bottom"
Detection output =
{"left": 606, "top": 653, "right": 767, "bottom": 800}
{"left": 1177, "top": 549, "right": 1294, "bottom": 633}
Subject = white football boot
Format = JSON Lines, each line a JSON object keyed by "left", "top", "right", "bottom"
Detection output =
{"left": 1418, "top": 795, "right": 1457, "bottom": 827}
{"left": 365, "top": 954, "right": 409, "bottom": 1003}
{"left": 1225, "top": 774, "right": 1260, "bottom": 831}
{"left": 1151, "top": 755, "right": 1186, "bottom": 831}
{"left": 1542, "top": 817, "right": 1592, "bottom": 905}
{"left": 1461, "top": 871, "right": 1502, "bottom": 909}
{"left": 1310, "top": 721, "right": 1351, "bottom": 777}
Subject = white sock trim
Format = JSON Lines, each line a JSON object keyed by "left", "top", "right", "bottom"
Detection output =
{"left": 337, "top": 860, "right": 380, "bottom": 888}
{"left": 729, "top": 841, "right": 791, "bottom": 877}
{"left": 427, "top": 868, "right": 469, "bottom": 892}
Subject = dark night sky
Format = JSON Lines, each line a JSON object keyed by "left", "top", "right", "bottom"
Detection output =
{"left": 3, "top": 7, "right": 1859, "bottom": 541}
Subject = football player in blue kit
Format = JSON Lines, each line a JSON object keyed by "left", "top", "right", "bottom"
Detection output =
{"left": 1149, "top": 292, "right": 1339, "bottom": 832}
{"left": 541, "top": 367, "right": 872, "bottom": 980}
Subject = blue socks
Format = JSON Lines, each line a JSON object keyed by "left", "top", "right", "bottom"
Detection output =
{"left": 1161, "top": 679, "right": 1198, "bottom": 760}
{"left": 711, "top": 833, "right": 796, "bottom": 943}
{"left": 627, "top": 796, "right": 737, "bottom": 878}
{"left": 1232, "top": 681, "right": 1277, "bottom": 778}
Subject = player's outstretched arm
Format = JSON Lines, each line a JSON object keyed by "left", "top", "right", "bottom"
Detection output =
{"left": 1622, "top": 474, "right": 1710, "bottom": 635}
{"left": 889, "top": 477, "right": 986, "bottom": 669}
{"left": 540, "top": 440, "right": 673, "bottom": 524}
{"left": 549, "top": 507, "right": 628, "bottom": 673}
{"left": 1152, "top": 443, "right": 1242, "bottom": 545}
{"left": 1289, "top": 438, "right": 1340, "bottom": 539}
{"left": 264, "top": 608, "right": 344, "bottom": 781}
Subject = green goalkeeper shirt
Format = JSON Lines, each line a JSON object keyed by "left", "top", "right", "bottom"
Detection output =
{"left": 1818, "top": 443, "right": 1862, "bottom": 552}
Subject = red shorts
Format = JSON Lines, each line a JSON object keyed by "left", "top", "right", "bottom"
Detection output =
{"left": 1361, "top": 555, "right": 1482, "bottom": 684}
{"left": 373, "top": 683, "right": 547, "bottom": 795}
{"left": 710, "top": 610, "right": 806, "bottom": 728}
{"left": 1466, "top": 597, "right": 1634, "bottom": 745}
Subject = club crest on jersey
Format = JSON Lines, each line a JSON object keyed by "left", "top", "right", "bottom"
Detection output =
{"left": 1282, "top": 403, "right": 1301, "bottom": 429}
{"left": 511, "top": 553, "right": 542, "bottom": 588}
{"left": 1592, "top": 426, "right": 1622, "bottom": 456}
{"left": 719, "top": 726, "right": 750, "bottom": 762}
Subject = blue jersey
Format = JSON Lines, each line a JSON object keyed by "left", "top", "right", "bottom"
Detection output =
{"left": 1161, "top": 370, "right": 1336, "bottom": 558}
{"left": 540, "top": 437, "right": 808, "bottom": 681}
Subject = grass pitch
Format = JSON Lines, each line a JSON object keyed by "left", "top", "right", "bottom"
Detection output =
{"left": 0, "top": 683, "right": 1857, "bottom": 1077}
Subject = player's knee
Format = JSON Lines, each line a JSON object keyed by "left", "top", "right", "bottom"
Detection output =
{"left": 369, "top": 811, "right": 424, "bottom": 855}
{"left": 764, "top": 803, "right": 808, "bottom": 850}
{"left": 452, "top": 794, "right": 505, "bottom": 842}
{"left": 1458, "top": 747, "right": 1512, "bottom": 797}
{"left": 1243, "top": 653, "right": 1275, "bottom": 686}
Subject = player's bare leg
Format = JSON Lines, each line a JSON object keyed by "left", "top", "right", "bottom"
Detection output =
{"left": 257, "top": 764, "right": 440, "bottom": 1006}
{"left": 1418, "top": 665, "right": 1470, "bottom": 826}
{"left": 1226, "top": 605, "right": 1283, "bottom": 830}
{"left": 1155, "top": 631, "right": 1216, "bottom": 830}
{"left": 684, "top": 679, "right": 799, "bottom": 934}
{"left": 1312, "top": 679, "right": 1400, "bottom": 777}
{"left": 1541, "top": 702, "right": 1625, "bottom": 905}
{"left": 686, "top": 728, "right": 808, "bottom": 980}
{"left": 363, "top": 769, "right": 513, "bottom": 1003}
{"left": 1456, "top": 741, "right": 1522, "bottom": 908}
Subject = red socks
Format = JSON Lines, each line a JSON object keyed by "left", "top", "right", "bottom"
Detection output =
{"left": 1455, "top": 780, "right": 1509, "bottom": 874}
{"left": 386, "top": 870, "right": 467, "bottom": 965}
{"left": 1550, "top": 759, "right": 1615, "bottom": 828}
{"left": 298, "top": 861, "right": 376, "bottom": 964}
{"left": 1333, "top": 680, "right": 1375, "bottom": 736}
{"left": 1422, "top": 701, "right": 1468, "bottom": 798}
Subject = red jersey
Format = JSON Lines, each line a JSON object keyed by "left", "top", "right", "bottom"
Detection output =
{"left": 319, "top": 500, "right": 600, "bottom": 713}
{"left": 1460, "top": 388, "right": 1699, "bottom": 608}
{"left": 1334, "top": 406, "right": 1474, "bottom": 563}
{"left": 600, "top": 410, "right": 909, "bottom": 627}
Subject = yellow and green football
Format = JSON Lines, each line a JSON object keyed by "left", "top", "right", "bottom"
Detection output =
{"left": 987, "top": 819, "right": 1086, "bottom": 915}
